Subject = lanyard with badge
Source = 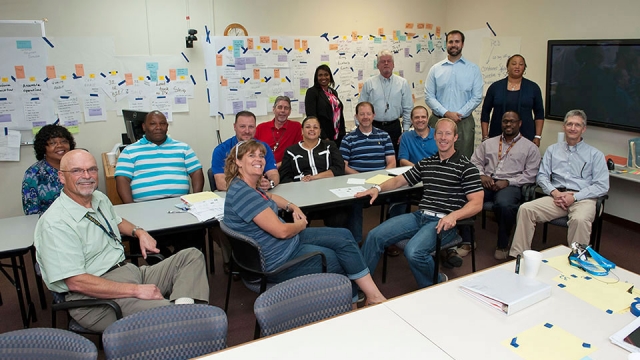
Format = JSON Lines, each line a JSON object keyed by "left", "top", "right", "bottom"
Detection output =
{"left": 496, "top": 134, "right": 521, "bottom": 172}
{"left": 84, "top": 208, "right": 122, "bottom": 245}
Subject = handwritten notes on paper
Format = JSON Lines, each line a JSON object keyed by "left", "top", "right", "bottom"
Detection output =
{"left": 0, "top": 130, "right": 21, "bottom": 161}
{"left": 479, "top": 37, "right": 521, "bottom": 94}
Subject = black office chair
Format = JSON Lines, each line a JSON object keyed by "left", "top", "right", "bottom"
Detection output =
{"left": 382, "top": 218, "right": 476, "bottom": 284}
{"left": 481, "top": 183, "right": 537, "bottom": 229}
{"left": 218, "top": 220, "right": 327, "bottom": 339}
{"left": 542, "top": 194, "right": 608, "bottom": 252}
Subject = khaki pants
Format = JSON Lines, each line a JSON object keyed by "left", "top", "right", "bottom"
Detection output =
{"left": 67, "top": 248, "right": 209, "bottom": 332}
{"left": 509, "top": 197, "right": 596, "bottom": 257}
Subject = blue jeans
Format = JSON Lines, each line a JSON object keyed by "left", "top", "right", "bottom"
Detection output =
{"left": 268, "top": 227, "right": 369, "bottom": 300}
{"left": 347, "top": 202, "right": 364, "bottom": 244}
{"left": 362, "top": 211, "right": 457, "bottom": 288}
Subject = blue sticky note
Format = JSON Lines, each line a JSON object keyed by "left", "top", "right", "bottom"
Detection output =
{"left": 176, "top": 68, "right": 189, "bottom": 77}
{"left": 374, "top": 37, "right": 382, "bottom": 44}
{"left": 146, "top": 62, "right": 159, "bottom": 71}
{"left": 416, "top": 43, "right": 422, "bottom": 52}
{"left": 428, "top": 40, "right": 435, "bottom": 51}
{"left": 149, "top": 70, "right": 157, "bottom": 81}
{"left": 233, "top": 40, "right": 243, "bottom": 58}
{"left": 399, "top": 35, "right": 407, "bottom": 42}
{"left": 16, "top": 40, "right": 32, "bottom": 49}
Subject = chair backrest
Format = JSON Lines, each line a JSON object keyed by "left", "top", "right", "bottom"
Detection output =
{"left": 102, "top": 304, "right": 227, "bottom": 360}
{"left": 0, "top": 328, "right": 98, "bottom": 360}
{"left": 254, "top": 273, "right": 352, "bottom": 337}
{"left": 207, "top": 168, "right": 216, "bottom": 191}
{"left": 219, "top": 220, "right": 267, "bottom": 273}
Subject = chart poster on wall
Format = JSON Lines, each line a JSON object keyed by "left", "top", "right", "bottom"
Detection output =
{"left": 203, "top": 34, "right": 447, "bottom": 119}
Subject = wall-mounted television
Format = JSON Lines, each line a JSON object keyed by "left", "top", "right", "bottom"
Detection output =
{"left": 122, "top": 110, "right": 148, "bottom": 144}
{"left": 546, "top": 39, "right": 640, "bottom": 133}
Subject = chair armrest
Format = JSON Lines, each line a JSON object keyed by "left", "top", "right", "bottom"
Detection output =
{"left": 595, "top": 194, "right": 608, "bottom": 216}
{"left": 52, "top": 298, "right": 123, "bottom": 320}
{"left": 521, "top": 183, "right": 537, "bottom": 202}
{"left": 457, "top": 217, "right": 475, "bottom": 227}
{"left": 266, "top": 251, "right": 327, "bottom": 276}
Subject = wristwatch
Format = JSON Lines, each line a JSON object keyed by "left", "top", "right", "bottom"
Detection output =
{"left": 132, "top": 226, "right": 143, "bottom": 237}
{"left": 372, "top": 185, "right": 382, "bottom": 192}
{"left": 269, "top": 180, "right": 276, "bottom": 189}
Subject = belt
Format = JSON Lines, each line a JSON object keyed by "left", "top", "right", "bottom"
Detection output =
{"left": 557, "top": 187, "right": 579, "bottom": 192}
{"left": 421, "top": 210, "right": 446, "bottom": 219}
{"left": 372, "top": 119, "right": 400, "bottom": 127}
{"left": 105, "top": 261, "right": 128, "bottom": 274}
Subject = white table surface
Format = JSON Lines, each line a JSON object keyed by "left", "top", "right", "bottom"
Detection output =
{"left": 383, "top": 245, "right": 638, "bottom": 359}
{"left": 0, "top": 214, "right": 39, "bottom": 253}
{"left": 200, "top": 303, "right": 453, "bottom": 359}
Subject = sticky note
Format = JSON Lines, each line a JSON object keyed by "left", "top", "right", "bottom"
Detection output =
{"left": 109, "top": 70, "right": 117, "bottom": 76}
{"left": 90, "top": 74, "right": 96, "bottom": 79}
{"left": 1, "top": 78, "right": 7, "bottom": 82}
{"left": 46, "top": 66, "right": 57, "bottom": 79}
{"left": 407, "top": 32, "right": 415, "bottom": 37}
{"left": 138, "top": 76, "right": 144, "bottom": 81}
{"left": 294, "top": 39, "right": 301, "bottom": 50}
{"left": 216, "top": 54, "right": 223, "bottom": 66}
{"left": 358, "top": 83, "right": 364, "bottom": 92}
{"left": 253, "top": 68, "right": 260, "bottom": 80}
{"left": 426, "top": 23, "right": 433, "bottom": 30}
{"left": 75, "top": 64, "right": 85, "bottom": 77}
{"left": 271, "top": 39, "right": 278, "bottom": 50}
{"left": 399, "top": 35, "right": 407, "bottom": 42}
{"left": 406, "top": 23, "right": 414, "bottom": 29}
{"left": 60, "top": 75, "right": 67, "bottom": 80}
{"left": 247, "top": 38, "right": 254, "bottom": 49}
{"left": 302, "top": 40, "right": 308, "bottom": 49}
{"left": 274, "top": 69, "right": 280, "bottom": 78}
{"left": 329, "top": 44, "right": 338, "bottom": 50}
{"left": 417, "top": 23, "right": 425, "bottom": 29}
{"left": 177, "top": 68, "right": 188, "bottom": 77}
{"left": 352, "top": 31, "right": 357, "bottom": 41}
{"left": 146, "top": 62, "right": 159, "bottom": 71}
{"left": 428, "top": 40, "right": 435, "bottom": 51}
{"left": 436, "top": 26, "right": 441, "bottom": 38}
{"left": 220, "top": 78, "right": 228, "bottom": 86}
{"left": 321, "top": 54, "right": 330, "bottom": 62}
{"left": 260, "top": 36, "right": 270, "bottom": 43}
{"left": 15, "top": 66, "right": 25, "bottom": 79}
{"left": 169, "top": 69, "right": 176, "bottom": 80}
{"left": 374, "top": 37, "right": 382, "bottom": 44}
{"left": 149, "top": 70, "right": 157, "bottom": 81}
{"left": 16, "top": 40, "right": 32, "bottom": 49}
{"left": 125, "top": 73, "right": 133, "bottom": 85}
{"left": 378, "top": 28, "right": 384, "bottom": 36}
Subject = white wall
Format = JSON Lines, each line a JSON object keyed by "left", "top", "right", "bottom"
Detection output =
{"left": 0, "top": 0, "right": 446, "bottom": 218}
{"left": 444, "top": 0, "right": 640, "bottom": 222}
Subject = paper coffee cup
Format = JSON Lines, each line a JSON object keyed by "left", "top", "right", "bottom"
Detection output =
{"left": 522, "top": 250, "right": 543, "bottom": 278}
{"left": 106, "top": 152, "right": 117, "bottom": 166}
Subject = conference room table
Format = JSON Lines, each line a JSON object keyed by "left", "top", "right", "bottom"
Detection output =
{"left": 202, "top": 245, "right": 638, "bottom": 359}
{"left": 0, "top": 214, "right": 39, "bottom": 328}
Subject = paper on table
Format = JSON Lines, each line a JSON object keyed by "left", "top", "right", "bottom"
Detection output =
{"left": 181, "top": 191, "right": 220, "bottom": 205}
{"left": 387, "top": 166, "right": 412, "bottom": 176}
{"left": 330, "top": 186, "right": 367, "bottom": 198}
{"left": 347, "top": 178, "right": 366, "bottom": 185}
{"left": 365, "top": 174, "right": 393, "bottom": 185}
{"left": 502, "top": 322, "right": 596, "bottom": 360}
{"left": 187, "top": 198, "right": 225, "bottom": 222}
{"left": 553, "top": 272, "right": 637, "bottom": 314}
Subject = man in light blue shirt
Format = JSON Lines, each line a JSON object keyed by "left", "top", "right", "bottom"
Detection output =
{"left": 425, "top": 30, "right": 483, "bottom": 158}
{"left": 360, "top": 50, "right": 413, "bottom": 156}
{"left": 509, "top": 109, "right": 609, "bottom": 257}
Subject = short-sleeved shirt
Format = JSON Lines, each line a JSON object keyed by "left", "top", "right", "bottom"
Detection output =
{"left": 340, "top": 128, "right": 394, "bottom": 172}
{"left": 397, "top": 128, "right": 438, "bottom": 165}
{"left": 34, "top": 190, "right": 126, "bottom": 293}
{"left": 22, "top": 159, "right": 63, "bottom": 215}
{"left": 115, "top": 135, "right": 202, "bottom": 202}
{"left": 254, "top": 119, "right": 303, "bottom": 164}
{"left": 403, "top": 151, "right": 483, "bottom": 214}
{"left": 223, "top": 178, "right": 298, "bottom": 272}
{"left": 211, "top": 136, "right": 278, "bottom": 175}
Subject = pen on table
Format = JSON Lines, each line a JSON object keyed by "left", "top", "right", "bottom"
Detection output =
{"left": 167, "top": 210, "right": 187, "bottom": 214}
{"left": 515, "top": 255, "right": 521, "bottom": 274}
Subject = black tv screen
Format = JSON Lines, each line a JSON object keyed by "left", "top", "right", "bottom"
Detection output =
{"left": 122, "top": 110, "right": 148, "bottom": 144}
{"left": 546, "top": 39, "right": 640, "bottom": 133}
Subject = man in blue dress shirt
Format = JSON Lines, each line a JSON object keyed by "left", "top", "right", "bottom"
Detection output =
{"left": 425, "top": 30, "right": 483, "bottom": 159}
{"left": 509, "top": 109, "right": 609, "bottom": 257}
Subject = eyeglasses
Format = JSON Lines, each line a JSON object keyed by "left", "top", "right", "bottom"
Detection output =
{"left": 47, "top": 139, "right": 70, "bottom": 147}
{"left": 59, "top": 167, "right": 99, "bottom": 176}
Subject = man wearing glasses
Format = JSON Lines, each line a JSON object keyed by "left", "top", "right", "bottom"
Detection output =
{"left": 470, "top": 111, "right": 540, "bottom": 260}
{"left": 509, "top": 109, "right": 609, "bottom": 258}
{"left": 35, "top": 150, "right": 209, "bottom": 332}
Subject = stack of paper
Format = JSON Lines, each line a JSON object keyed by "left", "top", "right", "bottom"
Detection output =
{"left": 180, "top": 191, "right": 220, "bottom": 205}
{"left": 179, "top": 192, "right": 225, "bottom": 222}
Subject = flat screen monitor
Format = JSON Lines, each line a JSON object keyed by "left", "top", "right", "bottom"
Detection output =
{"left": 122, "top": 110, "right": 148, "bottom": 144}
{"left": 546, "top": 39, "right": 640, "bottom": 133}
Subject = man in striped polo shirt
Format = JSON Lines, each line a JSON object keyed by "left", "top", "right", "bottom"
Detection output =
{"left": 357, "top": 118, "right": 483, "bottom": 288}
{"left": 340, "top": 101, "right": 396, "bottom": 244}
{"left": 115, "top": 110, "right": 205, "bottom": 255}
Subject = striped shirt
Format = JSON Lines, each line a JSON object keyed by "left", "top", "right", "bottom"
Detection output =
{"left": 115, "top": 135, "right": 202, "bottom": 202}
{"left": 340, "top": 128, "right": 394, "bottom": 172}
{"left": 403, "top": 151, "right": 483, "bottom": 214}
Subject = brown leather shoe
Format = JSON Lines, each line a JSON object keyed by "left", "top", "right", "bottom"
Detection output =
{"left": 385, "top": 244, "right": 401, "bottom": 257}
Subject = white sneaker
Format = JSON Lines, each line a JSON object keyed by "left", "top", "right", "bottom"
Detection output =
{"left": 494, "top": 248, "right": 509, "bottom": 260}
{"left": 457, "top": 242, "right": 476, "bottom": 257}
{"left": 174, "top": 297, "right": 195, "bottom": 305}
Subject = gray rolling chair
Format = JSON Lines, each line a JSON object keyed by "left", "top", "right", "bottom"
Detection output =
{"left": 382, "top": 218, "right": 476, "bottom": 284}
{"left": 102, "top": 304, "right": 227, "bottom": 360}
{"left": 254, "top": 273, "right": 352, "bottom": 337}
{"left": 219, "top": 220, "right": 327, "bottom": 339}
{"left": 542, "top": 194, "right": 608, "bottom": 252}
{"left": 0, "top": 327, "right": 98, "bottom": 360}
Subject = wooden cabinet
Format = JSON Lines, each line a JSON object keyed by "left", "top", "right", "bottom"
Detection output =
{"left": 101, "top": 152, "right": 123, "bottom": 205}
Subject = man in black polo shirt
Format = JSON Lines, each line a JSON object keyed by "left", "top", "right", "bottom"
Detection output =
{"left": 356, "top": 118, "right": 483, "bottom": 288}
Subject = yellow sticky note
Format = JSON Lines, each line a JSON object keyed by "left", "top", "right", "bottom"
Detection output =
{"left": 228, "top": 46, "right": 233, "bottom": 50}
{"left": 29, "top": 76, "right": 36, "bottom": 82}
{"left": 138, "top": 76, "right": 144, "bottom": 81}
{"left": 257, "top": 46, "right": 262, "bottom": 50}
{"left": 110, "top": 70, "right": 117, "bottom": 76}
{"left": 239, "top": 79, "right": 244, "bottom": 84}
{"left": 89, "top": 74, "right": 96, "bottom": 79}
{"left": 179, "top": 75, "right": 186, "bottom": 80}
{"left": 1, "top": 77, "right": 8, "bottom": 82}
{"left": 281, "top": 78, "right": 286, "bottom": 82}
{"left": 32, "top": 126, "right": 43, "bottom": 135}
{"left": 502, "top": 323, "right": 596, "bottom": 360}
{"left": 300, "top": 88, "right": 307, "bottom": 96}
{"left": 278, "top": 46, "right": 283, "bottom": 50}
{"left": 260, "top": 78, "right": 265, "bottom": 83}
{"left": 66, "top": 126, "right": 80, "bottom": 134}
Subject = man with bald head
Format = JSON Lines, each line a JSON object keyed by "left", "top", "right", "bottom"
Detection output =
{"left": 35, "top": 150, "right": 209, "bottom": 332}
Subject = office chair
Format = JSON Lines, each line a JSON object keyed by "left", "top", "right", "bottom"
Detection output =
{"left": 481, "top": 183, "right": 537, "bottom": 229}
{"left": 102, "top": 304, "right": 227, "bottom": 360}
{"left": 381, "top": 218, "right": 476, "bottom": 284}
{"left": 219, "top": 220, "right": 327, "bottom": 339}
{"left": 0, "top": 328, "right": 98, "bottom": 360}
{"left": 254, "top": 273, "right": 352, "bottom": 337}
